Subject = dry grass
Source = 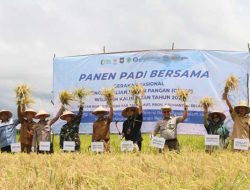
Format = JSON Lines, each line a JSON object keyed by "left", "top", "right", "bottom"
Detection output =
{"left": 0, "top": 150, "right": 249, "bottom": 190}
{"left": 73, "top": 88, "right": 93, "bottom": 102}
{"left": 59, "top": 90, "right": 74, "bottom": 106}
{"left": 22, "top": 96, "right": 35, "bottom": 105}
{"left": 15, "top": 84, "right": 35, "bottom": 106}
{"left": 129, "top": 84, "right": 145, "bottom": 96}
{"left": 199, "top": 96, "right": 214, "bottom": 109}
{"left": 224, "top": 75, "right": 239, "bottom": 93}
{"left": 0, "top": 135, "right": 249, "bottom": 189}
{"left": 129, "top": 84, "right": 145, "bottom": 106}
{"left": 101, "top": 87, "right": 115, "bottom": 106}
{"left": 15, "top": 84, "right": 31, "bottom": 98}
{"left": 176, "top": 89, "right": 192, "bottom": 102}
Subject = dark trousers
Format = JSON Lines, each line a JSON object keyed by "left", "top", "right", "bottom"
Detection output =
{"left": 135, "top": 140, "right": 142, "bottom": 151}
{"left": 21, "top": 143, "right": 32, "bottom": 153}
{"left": 129, "top": 140, "right": 142, "bottom": 151}
{"left": 1, "top": 145, "right": 11, "bottom": 153}
{"left": 160, "top": 139, "right": 180, "bottom": 153}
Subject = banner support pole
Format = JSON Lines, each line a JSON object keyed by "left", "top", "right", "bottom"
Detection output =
{"left": 172, "top": 43, "right": 175, "bottom": 50}
{"left": 247, "top": 43, "right": 250, "bottom": 106}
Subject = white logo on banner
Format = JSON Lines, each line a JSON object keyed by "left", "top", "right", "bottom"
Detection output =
{"left": 91, "top": 142, "right": 104, "bottom": 152}
{"left": 234, "top": 138, "right": 249, "bottom": 150}
{"left": 151, "top": 136, "right": 165, "bottom": 149}
{"left": 11, "top": 143, "right": 21, "bottom": 153}
{"left": 63, "top": 141, "right": 75, "bottom": 151}
{"left": 205, "top": 135, "right": 220, "bottom": 146}
{"left": 121, "top": 141, "right": 134, "bottom": 152}
{"left": 39, "top": 141, "right": 51, "bottom": 151}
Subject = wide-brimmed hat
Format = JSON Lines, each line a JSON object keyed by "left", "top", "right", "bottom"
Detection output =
{"left": 122, "top": 106, "right": 139, "bottom": 117}
{"left": 208, "top": 111, "right": 226, "bottom": 121}
{"left": 35, "top": 110, "right": 50, "bottom": 119}
{"left": 161, "top": 105, "right": 172, "bottom": 111}
{"left": 23, "top": 108, "right": 37, "bottom": 118}
{"left": 234, "top": 101, "right": 250, "bottom": 114}
{"left": 0, "top": 110, "right": 13, "bottom": 119}
{"left": 60, "top": 110, "right": 75, "bottom": 120}
{"left": 92, "top": 106, "right": 109, "bottom": 116}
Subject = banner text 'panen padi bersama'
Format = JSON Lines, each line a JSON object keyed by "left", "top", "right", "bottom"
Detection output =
{"left": 52, "top": 50, "right": 250, "bottom": 134}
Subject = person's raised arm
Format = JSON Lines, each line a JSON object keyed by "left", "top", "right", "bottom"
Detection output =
{"left": 108, "top": 103, "right": 113, "bottom": 121}
{"left": 74, "top": 100, "right": 84, "bottom": 125}
{"left": 138, "top": 96, "right": 142, "bottom": 115}
{"left": 178, "top": 103, "right": 188, "bottom": 122}
{"left": 48, "top": 105, "right": 64, "bottom": 126}
{"left": 203, "top": 105, "right": 209, "bottom": 128}
{"left": 17, "top": 102, "right": 25, "bottom": 123}
{"left": 222, "top": 92, "right": 233, "bottom": 113}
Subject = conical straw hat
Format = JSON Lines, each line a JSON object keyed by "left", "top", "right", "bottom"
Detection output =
{"left": 0, "top": 110, "right": 12, "bottom": 119}
{"left": 92, "top": 106, "right": 109, "bottom": 115}
{"left": 35, "top": 110, "right": 50, "bottom": 119}
{"left": 122, "top": 105, "right": 139, "bottom": 117}
{"left": 60, "top": 110, "right": 75, "bottom": 120}
{"left": 208, "top": 110, "right": 226, "bottom": 121}
{"left": 23, "top": 108, "right": 37, "bottom": 118}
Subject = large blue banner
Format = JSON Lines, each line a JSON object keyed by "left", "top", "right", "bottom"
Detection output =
{"left": 52, "top": 50, "right": 250, "bottom": 134}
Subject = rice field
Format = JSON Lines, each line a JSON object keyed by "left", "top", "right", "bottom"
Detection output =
{"left": 0, "top": 135, "right": 249, "bottom": 190}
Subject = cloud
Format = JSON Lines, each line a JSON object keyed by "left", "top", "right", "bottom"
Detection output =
{"left": 0, "top": 0, "right": 250, "bottom": 117}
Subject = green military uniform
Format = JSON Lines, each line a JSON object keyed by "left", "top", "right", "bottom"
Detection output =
{"left": 60, "top": 105, "right": 83, "bottom": 151}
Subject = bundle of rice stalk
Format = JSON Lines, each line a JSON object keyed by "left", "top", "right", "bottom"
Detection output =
{"left": 129, "top": 84, "right": 145, "bottom": 96}
{"left": 101, "top": 87, "right": 115, "bottom": 106}
{"left": 21, "top": 96, "right": 35, "bottom": 106}
{"left": 224, "top": 75, "right": 239, "bottom": 93}
{"left": 73, "top": 88, "right": 93, "bottom": 101}
{"left": 176, "top": 89, "right": 191, "bottom": 102}
{"left": 59, "top": 90, "right": 74, "bottom": 106}
{"left": 15, "top": 84, "right": 31, "bottom": 99}
{"left": 199, "top": 96, "right": 214, "bottom": 109}
{"left": 15, "top": 84, "right": 35, "bottom": 106}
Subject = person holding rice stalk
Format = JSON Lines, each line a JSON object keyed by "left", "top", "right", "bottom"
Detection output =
{"left": 59, "top": 90, "right": 84, "bottom": 151}
{"left": 0, "top": 110, "right": 19, "bottom": 152}
{"left": 92, "top": 87, "right": 114, "bottom": 152}
{"left": 16, "top": 84, "right": 37, "bottom": 153}
{"left": 153, "top": 89, "right": 189, "bottom": 152}
{"left": 121, "top": 84, "right": 144, "bottom": 151}
{"left": 222, "top": 76, "right": 250, "bottom": 147}
{"left": 200, "top": 96, "right": 229, "bottom": 152}
{"left": 32, "top": 105, "right": 64, "bottom": 153}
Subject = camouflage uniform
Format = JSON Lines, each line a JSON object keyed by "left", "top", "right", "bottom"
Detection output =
{"left": 60, "top": 105, "right": 83, "bottom": 151}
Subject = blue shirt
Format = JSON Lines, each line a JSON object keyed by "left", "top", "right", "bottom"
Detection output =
{"left": 0, "top": 119, "right": 19, "bottom": 148}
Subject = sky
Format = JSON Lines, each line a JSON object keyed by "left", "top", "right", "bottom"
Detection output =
{"left": 0, "top": 0, "right": 250, "bottom": 116}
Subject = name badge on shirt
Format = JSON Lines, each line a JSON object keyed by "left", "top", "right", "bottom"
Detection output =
{"left": 121, "top": 141, "right": 134, "bottom": 152}
{"left": 63, "top": 141, "right": 76, "bottom": 151}
{"left": 11, "top": 143, "right": 21, "bottom": 153}
{"left": 205, "top": 135, "right": 220, "bottom": 146}
{"left": 91, "top": 142, "right": 104, "bottom": 152}
{"left": 234, "top": 138, "right": 249, "bottom": 150}
{"left": 39, "top": 141, "right": 51, "bottom": 151}
{"left": 151, "top": 136, "right": 165, "bottom": 149}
